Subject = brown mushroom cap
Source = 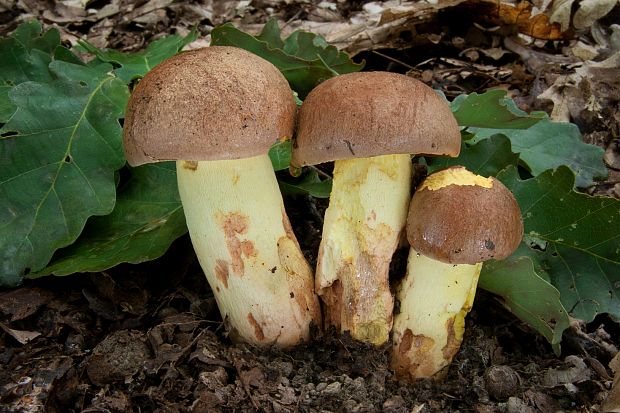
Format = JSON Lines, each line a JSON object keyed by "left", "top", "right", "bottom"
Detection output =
{"left": 123, "top": 46, "right": 296, "bottom": 166}
{"left": 407, "top": 166, "right": 523, "bottom": 265}
{"left": 292, "top": 72, "right": 461, "bottom": 167}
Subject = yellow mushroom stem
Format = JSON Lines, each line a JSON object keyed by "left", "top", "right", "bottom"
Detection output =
{"left": 391, "top": 248, "right": 482, "bottom": 380}
{"left": 316, "top": 153, "right": 412, "bottom": 345}
{"left": 176, "top": 154, "right": 321, "bottom": 348}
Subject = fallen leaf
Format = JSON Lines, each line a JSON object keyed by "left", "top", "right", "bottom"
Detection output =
{"left": 573, "top": 0, "right": 618, "bottom": 30}
{"left": 603, "top": 352, "right": 620, "bottom": 412}
{"left": 0, "top": 322, "right": 42, "bottom": 344}
{"left": 86, "top": 330, "right": 151, "bottom": 385}
{"left": 493, "top": 1, "right": 566, "bottom": 40}
{"left": 523, "top": 389, "right": 561, "bottom": 411}
{"left": 570, "top": 41, "right": 600, "bottom": 61}
{"left": 0, "top": 288, "right": 52, "bottom": 321}
{"left": 480, "top": 47, "right": 510, "bottom": 60}
{"left": 538, "top": 51, "right": 620, "bottom": 122}
{"left": 411, "top": 404, "right": 426, "bottom": 413}
{"left": 5, "top": 356, "right": 73, "bottom": 413}
{"left": 0, "top": 0, "right": 15, "bottom": 12}
{"left": 543, "top": 355, "right": 591, "bottom": 387}
{"left": 240, "top": 366, "right": 265, "bottom": 388}
{"left": 548, "top": 0, "right": 574, "bottom": 32}
{"left": 123, "top": 0, "right": 174, "bottom": 22}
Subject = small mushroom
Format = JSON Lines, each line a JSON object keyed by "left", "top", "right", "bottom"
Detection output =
{"left": 293, "top": 72, "right": 461, "bottom": 345}
{"left": 123, "top": 46, "right": 321, "bottom": 347}
{"left": 391, "top": 166, "right": 523, "bottom": 380}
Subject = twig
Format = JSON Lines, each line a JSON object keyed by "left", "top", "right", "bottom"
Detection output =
{"left": 372, "top": 50, "right": 416, "bottom": 70}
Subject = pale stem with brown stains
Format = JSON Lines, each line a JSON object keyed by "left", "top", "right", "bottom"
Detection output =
{"left": 316, "top": 153, "right": 412, "bottom": 346}
{"left": 176, "top": 154, "right": 321, "bottom": 347}
{"left": 391, "top": 248, "right": 481, "bottom": 380}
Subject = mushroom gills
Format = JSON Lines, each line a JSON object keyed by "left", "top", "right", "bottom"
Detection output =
{"left": 317, "top": 153, "right": 412, "bottom": 345}
{"left": 176, "top": 154, "right": 320, "bottom": 347}
{"left": 391, "top": 248, "right": 481, "bottom": 380}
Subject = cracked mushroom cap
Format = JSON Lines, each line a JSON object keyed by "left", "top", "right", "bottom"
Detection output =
{"left": 292, "top": 72, "right": 461, "bottom": 167}
{"left": 123, "top": 46, "right": 296, "bottom": 166}
{"left": 407, "top": 166, "right": 523, "bottom": 264}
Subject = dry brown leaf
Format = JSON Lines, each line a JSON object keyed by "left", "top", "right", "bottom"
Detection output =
{"left": 123, "top": 0, "right": 174, "bottom": 22}
{"left": 95, "top": 2, "right": 120, "bottom": 20}
{"left": 573, "top": 0, "right": 618, "bottom": 30}
{"left": 0, "top": 322, "right": 41, "bottom": 344}
{"left": 480, "top": 47, "right": 510, "bottom": 60}
{"left": 543, "top": 355, "right": 591, "bottom": 387}
{"left": 0, "top": 0, "right": 15, "bottom": 12}
{"left": 548, "top": 0, "right": 574, "bottom": 32}
{"left": 58, "top": 0, "right": 88, "bottom": 8}
{"left": 42, "top": 3, "right": 89, "bottom": 23}
{"left": 570, "top": 41, "right": 600, "bottom": 60}
{"left": 611, "top": 24, "right": 620, "bottom": 52}
{"left": 0, "top": 287, "right": 52, "bottom": 321}
{"left": 495, "top": 1, "right": 566, "bottom": 40}
{"left": 603, "top": 352, "right": 620, "bottom": 412}
{"left": 538, "top": 51, "right": 620, "bottom": 122}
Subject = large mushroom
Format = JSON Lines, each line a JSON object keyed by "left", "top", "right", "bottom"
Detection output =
{"left": 123, "top": 46, "right": 321, "bottom": 347}
{"left": 391, "top": 166, "right": 523, "bottom": 380}
{"left": 292, "top": 72, "right": 461, "bottom": 345}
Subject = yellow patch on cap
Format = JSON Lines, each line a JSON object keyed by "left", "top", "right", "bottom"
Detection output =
{"left": 420, "top": 167, "right": 493, "bottom": 191}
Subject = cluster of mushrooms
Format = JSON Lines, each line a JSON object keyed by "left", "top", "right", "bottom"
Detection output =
{"left": 123, "top": 46, "right": 524, "bottom": 382}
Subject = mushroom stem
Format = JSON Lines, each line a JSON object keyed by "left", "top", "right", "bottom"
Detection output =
{"left": 316, "top": 153, "right": 412, "bottom": 345}
{"left": 176, "top": 154, "right": 321, "bottom": 347}
{"left": 391, "top": 248, "right": 481, "bottom": 380}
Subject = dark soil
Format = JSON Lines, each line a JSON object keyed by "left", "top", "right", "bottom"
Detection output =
{"left": 0, "top": 212, "right": 616, "bottom": 412}
{"left": 1, "top": 1, "right": 619, "bottom": 412}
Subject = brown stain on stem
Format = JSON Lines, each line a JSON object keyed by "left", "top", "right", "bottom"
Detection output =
{"left": 392, "top": 328, "right": 437, "bottom": 380}
{"left": 441, "top": 317, "right": 461, "bottom": 360}
{"left": 182, "top": 160, "right": 198, "bottom": 171}
{"left": 247, "top": 313, "right": 265, "bottom": 341}
{"left": 214, "top": 259, "right": 229, "bottom": 288}
{"left": 319, "top": 245, "right": 392, "bottom": 344}
{"left": 279, "top": 209, "right": 321, "bottom": 324}
{"left": 281, "top": 209, "right": 300, "bottom": 248}
{"left": 217, "top": 212, "right": 257, "bottom": 276}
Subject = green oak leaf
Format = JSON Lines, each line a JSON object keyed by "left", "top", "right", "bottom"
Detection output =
{"left": 35, "top": 162, "right": 187, "bottom": 276}
{"left": 279, "top": 169, "right": 332, "bottom": 198}
{"left": 0, "top": 21, "right": 59, "bottom": 122}
{"left": 470, "top": 119, "right": 606, "bottom": 188}
{"left": 0, "top": 59, "right": 129, "bottom": 286}
{"left": 256, "top": 19, "right": 285, "bottom": 49}
{"left": 211, "top": 21, "right": 363, "bottom": 97}
{"left": 78, "top": 29, "right": 198, "bottom": 83}
{"left": 427, "top": 134, "right": 519, "bottom": 177}
{"left": 479, "top": 253, "right": 569, "bottom": 354}
{"left": 269, "top": 140, "right": 292, "bottom": 171}
{"left": 282, "top": 31, "right": 349, "bottom": 72}
{"left": 451, "top": 89, "right": 545, "bottom": 129}
{"left": 496, "top": 166, "right": 620, "bottom": 323}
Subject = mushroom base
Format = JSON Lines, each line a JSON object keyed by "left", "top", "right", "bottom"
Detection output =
{"left": 316, "top": 154, "right": 412, "bottom": 346}
{"left": 391, "top": 248, "right": 482, "bottom": 380}
{"left": 176, "top": 154, "right": 321, "bottom": 348}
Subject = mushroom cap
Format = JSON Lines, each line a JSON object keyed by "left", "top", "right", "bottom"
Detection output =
{"left": 407, "top": 166, "right": 523, "bottom": 264}
{"left": 292, "top": 72, "right": 461, "bottom": 167}
{"left": 123, "top": 46, "right": 296, "bottom": 166}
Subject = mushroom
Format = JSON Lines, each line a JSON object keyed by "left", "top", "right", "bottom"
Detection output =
{"left": 391, "top": 166, "right": 523, "bottom": 380}
{"left": 123, "top": 46, "right": 321, "bottom": 347}
{"left": 292, "top": 72, "right": 461, "bottom": 345}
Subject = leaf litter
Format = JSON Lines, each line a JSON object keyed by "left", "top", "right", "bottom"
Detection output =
{"left": 1, "top": 0, "right": 620, "bottom": 411}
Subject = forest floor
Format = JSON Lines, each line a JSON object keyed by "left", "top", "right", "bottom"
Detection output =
{"left": 1, "top": 1, "right": 620, "bottom": 412}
